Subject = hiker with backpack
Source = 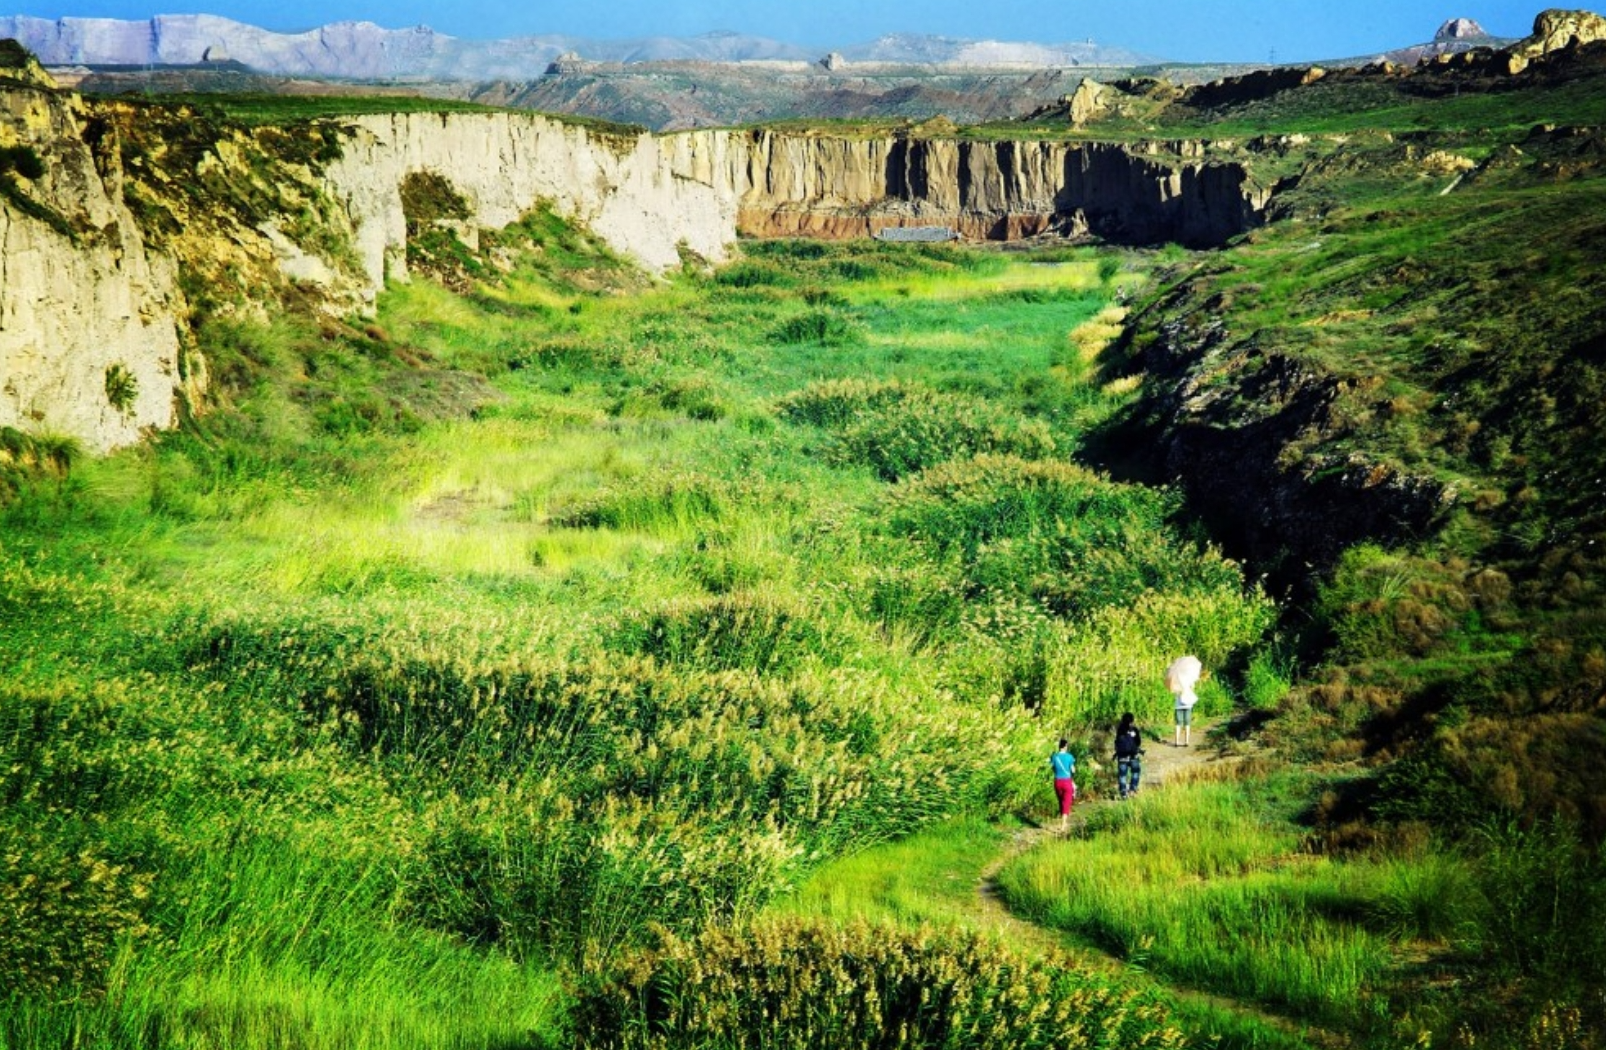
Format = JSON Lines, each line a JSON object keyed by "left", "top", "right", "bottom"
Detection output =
{"left": 1113, "top": 712, "right": 1143, "bottom": 799}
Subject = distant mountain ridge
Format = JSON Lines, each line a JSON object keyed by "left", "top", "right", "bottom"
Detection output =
{"left": 0, "top": 12, "right": 1160, "bottom": 77}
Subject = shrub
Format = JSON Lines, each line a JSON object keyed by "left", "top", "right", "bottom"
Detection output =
{"left": 170, "top": 612, "right": 1028, "bottom": 967}
{"left": 399, "top": 170, "right": 470, "bottom": 234}
{"left": 774, "top": 378, "right": 910, "bottom": 429}
{"left": 1468, "top": 819, "right": 1606, "bottom": 993}
{"left": 1241, "top": 645, "right": 1295, "bottom": 710}
{"left": 840, "top": 397, "right": 1055, "bottom": 482}
{"left": 777, "top": 383, "right": 1058, "bottom": 482}
{"left": 881, "top": 455, "right": 1257, "bottom": 622}
{"left": 551, "top": 471, "right": 732, "bottom": 531}
{"left": 881, "top": 455, "right": 1113, "bottom": 555}
{"left": 858, "top": 556, "right": 968, "bottom": 649}
{"left": 0, "top": 428, "right": 80, "bottom": 502}
{"left": 646, "top": 376, "right": 728, "bottom": 421}
{"left": 769, "top": 309, "right": 861, "bottom": 346}
{"left": 0, "top": 144, "right": 46, "bottom": 181}
{"left": 713, "top": 261, "right": 795, "bottom": 289}
{"left": 103, "top": 363, "right": 139, "bottom": 413}
{"left": 606, "top": 592, "right": 837, "bottom": 676}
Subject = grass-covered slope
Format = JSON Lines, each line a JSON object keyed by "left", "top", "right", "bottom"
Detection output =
{"left": 1091, "top": 40, "right": 1606, "bottom": 840}
{"left": 1054, "top": 42, "right": 1606, "bottom": 1040}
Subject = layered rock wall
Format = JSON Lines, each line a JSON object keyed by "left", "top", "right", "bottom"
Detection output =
{"left": 727, "top": 132, "right": 1269, "bottom": 247}
{"left": 320, "top": 119, "right": 1270, "bottom": 303}
{"left": 322, "top": 113, "right": 748, "bottom": 288}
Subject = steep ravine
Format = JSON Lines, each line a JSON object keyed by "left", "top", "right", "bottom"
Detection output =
{"left": 1, "top": 63, "right": 1274, "bottom": 452}
{"left": 1093, "top": 281, "right": 1456, "bottom": 595}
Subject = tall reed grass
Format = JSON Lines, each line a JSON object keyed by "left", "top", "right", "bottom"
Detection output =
{"left": 572, "top": 918, "right": 1187, "bottom": 1050}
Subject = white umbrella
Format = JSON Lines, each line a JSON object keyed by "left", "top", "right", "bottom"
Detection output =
{"left": 1164, "top": 655, "right": 1202, "bottom": 696}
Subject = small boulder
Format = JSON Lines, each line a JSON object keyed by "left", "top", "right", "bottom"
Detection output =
{"left": 1066, "top": 78, "right": 1108, "bottom": 126}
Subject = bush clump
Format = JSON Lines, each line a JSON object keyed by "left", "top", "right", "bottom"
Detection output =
{"left": 882, "top": 455, "right": 1252, "bottom": 620}
{"left": 777, "top": 380, "right": 1057, "bottom": 481}
{"left": 0, "top": 427, "right": 79, "bottom": 502}
{"left": 769, "top": 309, "right": 862, "bottom": 346}
{"left": 551, "top": 471, "right": 733, "bottom": 531}
{"left": 574, "top": 917, "right": 1186, "bottom": 1050}
{"left": 173, "top": 611, "right": 1027, "bottom": 967}
{"left": 0, "top": 826, "right": 155, "bottom": 998}
{"left": 607, "top": 592, "right": 839, "bottom": 676}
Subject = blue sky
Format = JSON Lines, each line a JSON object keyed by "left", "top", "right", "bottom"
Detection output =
{"left": 5, "top": 1, "right": 1546, "bottom": 62}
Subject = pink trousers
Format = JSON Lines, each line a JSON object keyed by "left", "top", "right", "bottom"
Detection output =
{"left": 1054, "top": 777, "right": 1076, "bottom": 816}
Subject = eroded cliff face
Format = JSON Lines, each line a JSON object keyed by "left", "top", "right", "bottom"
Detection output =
{"left": 0, "top": 71, "right": 192, "bottom": 451}
{"left": 319, "top": 119, "right": 1272, "bottom": 301}
{"left": 1101, "top": 284, "right": 1454, "bottom": 595}
{"left": 727, "top": 132, "right": 1271, "bottom": 247}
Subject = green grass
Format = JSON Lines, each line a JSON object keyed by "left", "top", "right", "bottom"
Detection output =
{"left": 775, "top": 817, "right": 1329, "bottom": 1050}
{"left": 996, "top": 772, "right": 1396, "bottom": 1030}
{"left": 768, "top": 816, "right": 1012, "bottom": 929}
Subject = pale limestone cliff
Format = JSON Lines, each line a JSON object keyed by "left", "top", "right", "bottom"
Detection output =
{"left": 0, "top": 75, "right": 191, "bottom": 451}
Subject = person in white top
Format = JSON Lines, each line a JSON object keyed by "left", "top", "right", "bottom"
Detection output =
{"left": 1165, "top": 655, "right": 1203, "bottom": 748}
{"left": 1173, "top": 685, "right": 1197, "bottom": 746}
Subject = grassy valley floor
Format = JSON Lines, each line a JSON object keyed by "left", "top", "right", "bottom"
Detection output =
{"left": 3, "top": 208, "right": 1601, "bottom": 1049}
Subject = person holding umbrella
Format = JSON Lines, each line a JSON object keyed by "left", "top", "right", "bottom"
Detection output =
{"left": 1166, "top": 655, "right": 1202, "bottom": 747}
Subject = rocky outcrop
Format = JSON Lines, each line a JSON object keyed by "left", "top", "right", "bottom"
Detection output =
{"left": 1514, "top": 8, "right": 1606, "bottom": 58}
{"left": 1065, "top": 79, "right": 1109, "bottom": 127}
{"left": 1183, "top": 66, "right": 1328, "bottom": 111}
{"left": 1101, "top": 285, "right": 1454, "bottom": 593}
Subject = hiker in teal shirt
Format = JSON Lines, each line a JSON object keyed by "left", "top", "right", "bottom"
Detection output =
{"left": 1050, "top": 739, "right": 1077, "bottom": 827}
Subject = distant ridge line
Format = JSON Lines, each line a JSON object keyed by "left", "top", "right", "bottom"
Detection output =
{"left": 0, "top": 12, "right": 1161, "bottom": 78}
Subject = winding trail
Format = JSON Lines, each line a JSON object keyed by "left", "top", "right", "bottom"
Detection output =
{"left": 974, "top": 727, "right": 1226, "bottom": 950}
{"left": 971, "top": 723, "right": 1346, "bottom": 1049}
